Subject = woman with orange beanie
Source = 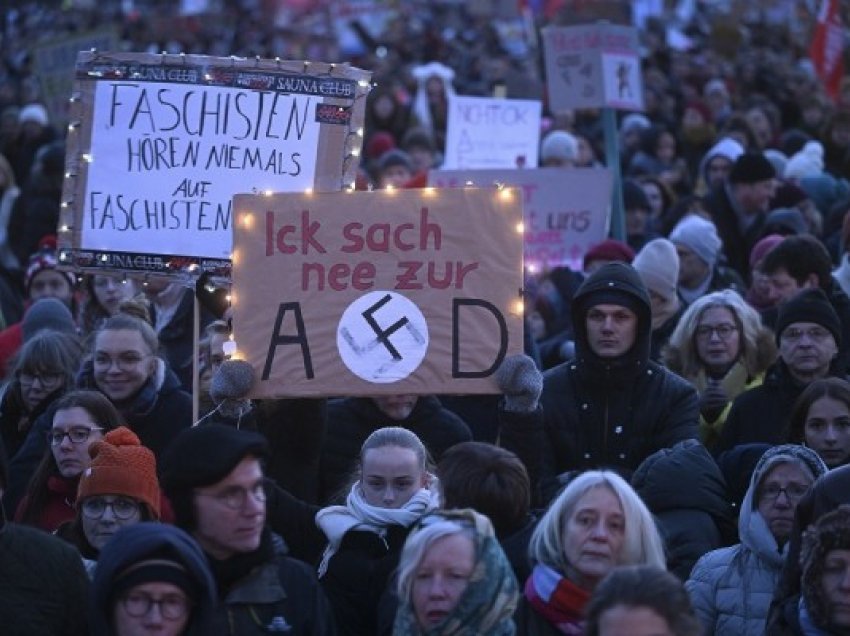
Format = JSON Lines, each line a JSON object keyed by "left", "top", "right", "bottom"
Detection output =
{"left": 57, "top": 426, "right": 163, "bottom": 564}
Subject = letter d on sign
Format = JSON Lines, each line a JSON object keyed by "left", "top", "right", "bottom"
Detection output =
{"left": 451, "top": 299, "right": 508, "bottom": 378}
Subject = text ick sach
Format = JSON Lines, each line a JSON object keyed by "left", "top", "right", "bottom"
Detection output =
{"left": 264, "top": 208, "right": 480, "bottom": 291}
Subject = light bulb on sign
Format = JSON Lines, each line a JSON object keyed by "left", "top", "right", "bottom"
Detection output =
{"left": 222, "top": 340, "right": 238, "bottom": 357}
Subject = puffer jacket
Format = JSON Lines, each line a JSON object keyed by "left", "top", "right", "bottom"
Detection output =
{"left": 632, "top": 439, "right": 735, "bottom": 580}
{"left": 686, "top": 445, "right": 827, "bottom": 636}
{"left": 501, "top": 262, "right": 699, "bottom": 503}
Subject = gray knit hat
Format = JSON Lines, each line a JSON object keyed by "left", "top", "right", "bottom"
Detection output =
{"left": 669, "top": 215, "right": 723, "bottom": 269}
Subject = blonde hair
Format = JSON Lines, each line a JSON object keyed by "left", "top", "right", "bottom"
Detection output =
{"left": 528, "top": 470, "right": 665, "bottom": 575}
{"left": 663, "top": 289, "right": 776, "bottom": 379}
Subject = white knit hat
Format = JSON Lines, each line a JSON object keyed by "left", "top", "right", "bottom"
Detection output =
{"left": 540, "top": 130, "right": 578, "bottom": 163}
{"left": 632, "top": 238, "right": 680, "bottom": 304}
{"left": 669, "top": 215, "right": 722, "bottom": 269}
{"left": 784, "top": 141, "right": 824, "bottom": 179}
{"left": 18, "top": 103, "right": 48, "bottom": 127}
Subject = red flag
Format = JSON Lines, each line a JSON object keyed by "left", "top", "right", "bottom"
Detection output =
{"left": 809, "top": 0, "right": 845, "bottom": 101}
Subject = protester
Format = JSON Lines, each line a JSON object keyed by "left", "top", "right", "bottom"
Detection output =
{"left": 392, "top": 508, "right": 518, "bottom": 635}
{"left": 437, "top": 441, "right": 537, "bottom": 582}
{"left": 78, "top": 307, "right": 192, "bottom": 456}
{"left": 78, "top": 274, "right": 139, "bottom": 339}
{"left": 14, "top": 389, "right": 122, "bottom": 531}
{"left": 686, "top": 445, "right": 827, "bottom": 636}
{"left": 514, "top": 470, "right": 665, "bottom": 635}
{"left": 0, "top": 329, "right": 82, "bottom": 457}
{"left": 717, "top": 288, "right": 847, "bottom": 455}
{"left": 159, "top": 424, "right": 335, "bottom": 635}
{"left": 90, "top": 522, "right": 218, "bottom": 636}
{"left": 787, "top": 378, "right": 850, "bottom": 469}
{"left": 321, "top": 394, "right": 470, "bottom": 503}
{"left": 0, "top": 429, "right": 89, "bottom": 635}
{"left": 706, "top": 151, "right": 777, "bottom": 280}
{"left": 316, "top": 427, "right": 439, "bottom": 636}
{"left": 631, "top": 237, "right": 682, "bottom": 361}
{"left": 57, "top": 426, "right": 161, "bottom": 566}
{"left": 498, "top": 262, "right": 698, "bottom": 503}
{"left": 669, "top": 214, "right": 745, "bottom": 307}
{"left": 585, "top": 565, "right": 702, "bottom": 636}
{"left": 663, "top": 290, "right": 777, "bottom": 451}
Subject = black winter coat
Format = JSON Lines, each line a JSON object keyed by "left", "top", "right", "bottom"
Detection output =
{"left": 320, "top": 396, "right": 471, "bottom": 503}
{"left": 502, "top": 263, "right": 699, "bottom": 504}
{"left": 321, "top": 525, "right": 410, "bottom": 636}
{"left": 715, "top": 360, "right": 848, "bottom": 457}
{"left": 0, "top": 518, "right": 89, "bottom": 635}
{"left": 706, "top": 183, "right": 766, "bottom": 282}
{"left": 631, "top": 439, "right": 736, "bottom": 579}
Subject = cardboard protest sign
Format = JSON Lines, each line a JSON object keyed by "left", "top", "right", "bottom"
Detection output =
{"left": 443, "top": 95, "right": 541, "bottom": 169}
{"left": 32, "top": 29, "right": 119, "bottom": 129}
{"left": 429, "top": 168, "right": 612, "bottom": 272}
{"left": 231, "top": 188, "right": 525, "bottom": 397}
{"left": 542, "top": 24, "right": 643, "bottom": 112}
{"left": 58, "top": 51, "right": 370, "bottom": 276}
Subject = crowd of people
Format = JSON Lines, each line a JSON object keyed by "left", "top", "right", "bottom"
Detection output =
{"left": 1, "top": 0, "right": 850, "bottom": 635}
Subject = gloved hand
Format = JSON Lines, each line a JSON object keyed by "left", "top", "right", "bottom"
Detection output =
{"left": 699, "top": 379, "right": 729, "bottom": 423}
{"left": 496, "top": 353, "right": 543, "bottom": 412}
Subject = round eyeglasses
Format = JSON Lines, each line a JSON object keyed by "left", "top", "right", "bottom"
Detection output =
{"left": 81, "top": 497, "right": 140, "bottom": 520}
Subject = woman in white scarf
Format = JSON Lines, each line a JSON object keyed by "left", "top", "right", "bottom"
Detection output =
{"left": 316, "top": 426, "right": 440, "bottom": 636}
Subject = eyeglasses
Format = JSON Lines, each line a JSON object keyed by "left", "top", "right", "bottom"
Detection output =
{"left": 120, "top": 591, "right": 191, "bottom": 620}
{"left": 93, "top": 353, "right": 150, "bottom": 371}
{"left": 47, "top": 426, "right": 103, "bottom": 446}
{"left": 194, "top": 482, "right": 267, "bottom": 510}
{"left": 695, "top": 324, "right": 738, "bottom": 340}
{"left": 760, "top": 483, "right": 810, "bottom": 502}
{"left": 81, "top": 496, "right": 140, "bottom": 520}
{"left": 782, "top": 327, "right": 832, "bottom": 343}
{"left": 18, "top": 371, "right": 64, "bottom": 387}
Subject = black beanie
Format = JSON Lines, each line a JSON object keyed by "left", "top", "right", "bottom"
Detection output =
{"left": 729, "top": 152, "right": 776, "bottom": 184}
{"left": 801, "top": 505, "right": 850, "bottom": 630}
{"left": 113, "top": 556, "right": 199, "bottom": 603}
{"left": 775, "top": 288, "right": 842, "bottom": 346}
{"left": 622, "top": 179, "right": 651, "bottom": 211}
{"left": 159, "top": 425, "right": 269, "bottom": 528}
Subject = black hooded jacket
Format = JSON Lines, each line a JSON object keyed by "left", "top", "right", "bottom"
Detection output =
{"left": 502, "top": 263, "right": 699, "bottom": 504}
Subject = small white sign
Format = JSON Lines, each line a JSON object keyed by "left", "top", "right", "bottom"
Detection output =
{"left": 443, "top": 95, "right": 542, "bottom": 169}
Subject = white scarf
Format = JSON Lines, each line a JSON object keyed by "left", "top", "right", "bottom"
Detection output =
{"left": 315, "top": 481, "right": 439, "bottom": 578}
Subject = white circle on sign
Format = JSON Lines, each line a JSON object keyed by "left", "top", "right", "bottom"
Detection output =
{"left": 336, "top": 290, "right": 429, "bottom": 384}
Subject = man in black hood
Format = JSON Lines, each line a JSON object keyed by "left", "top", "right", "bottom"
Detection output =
{"left": 500, "top": 262, "right": 699, "bottom": 503}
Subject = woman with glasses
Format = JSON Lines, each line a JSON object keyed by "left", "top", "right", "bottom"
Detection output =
{"left": 56, "top": 426, "right": 161, "bottom": 569}
{"left": 686, "top": 445, "right": 826, "bottom": 636}
{"left": 392, "top": 508, "right": 519, "bottom": 635}
{"left": 787, "top": 377, "right": 850, "bottom": 469}
{"left": 91, "top": 522, "right": 217, "bottom": 636}
{"left": 78, "top": 304, "right": 192, "bottom": 456}
{"left": 515, "top": 470, "right": 666, "bottom": 636}
{"left": 15, "top": 389, "right": 121, "bottom": 531}
{"left": 0, "top": 329, "right": 81, "bottom": 457}
{"left": 315, "top": 426, "right": 440, "bottom": 636}
{"left": 664, "top": 290, "right": 776, "bottom": 451}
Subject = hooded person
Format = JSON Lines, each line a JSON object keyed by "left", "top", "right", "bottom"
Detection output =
{"left": 498, "top": 262, "right": 699, "bottom": 504}
{"left": 90, "top": 522, "right": 218, "bottom": 636}
{"left": 686, "top": 445, "right": 827, "bottom": 636}
{"left": 698, "top": 137, "right": 745, "bottom": 193}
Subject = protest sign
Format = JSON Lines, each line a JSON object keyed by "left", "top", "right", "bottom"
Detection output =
{"left": 32, "top": 29, "right": 119, "bottom": 129}
{"left": 443, "top": 95, "right": 541, "bottom": 169}
{"left": 429, "top": 168, "right": 612, "bottom": 272}
{"left": 542, "top": 24, "right": 643, "bottom": 112}
{"left": 58, "top": 51, "right": 371, "bottom": 277}
{"left": 231, "top": 188, "right": 525, "bottom": 397}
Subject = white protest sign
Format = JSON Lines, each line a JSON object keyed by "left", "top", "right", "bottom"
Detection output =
{"left": 429, "top": 168, "right": 612, "bottom": 272}
{"left": 443, "top": 95, "right": 541, "bottom": 169}
{"left": 542, "top": 24, "right": 644, "bottom": 112}
{"left": 59, "top": 51, "right": 370, "bottom": 276}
